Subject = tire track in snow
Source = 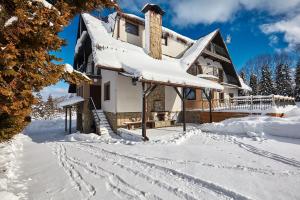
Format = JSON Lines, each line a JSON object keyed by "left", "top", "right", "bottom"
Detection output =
{"left": 67, "top": 143, "right": 195, "bottom": 200}
{"left": 64, "top": 150, "right": 162, "bottom": 200}
{"left": 54, "top": 144, "right": 96, "bottom": 200}
{"left": 78, "top": 143, "right": 252, "bottom": 200}
{"left": 234, "top": 141, "right": 300, "bottom": 168}
{"left": 204, "top": 131, "right": 300, "bottom": 169}
{"left": 131, "top": 154, "right": 299, "bottom": 176}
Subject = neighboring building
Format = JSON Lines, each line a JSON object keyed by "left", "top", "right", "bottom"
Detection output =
{"left": 69, "top": 4, "right": 250, "bottom": 134}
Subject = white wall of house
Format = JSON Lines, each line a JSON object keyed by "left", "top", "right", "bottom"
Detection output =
{"left": 101, "top": 69, "right": 117, "bottom": 113}
{"left": 165, "top": 86, "right": 182, "bottom": 111}
{"left": 116, "top": 75, "right": 142, "bottom": 112}
{"left": 162, "top": 37, "right": 189, "bottom": 58}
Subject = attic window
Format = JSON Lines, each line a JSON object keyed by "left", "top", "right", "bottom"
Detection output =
{"left": 125, "top": 21, "right": 139, "bottom": 36}
{"left": 162, "top": 33, "right": 168, "bottom": 46}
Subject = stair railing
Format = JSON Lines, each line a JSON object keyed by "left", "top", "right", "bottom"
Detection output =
{"left": 88, "top": 97, "right": 101, "bottom": 125}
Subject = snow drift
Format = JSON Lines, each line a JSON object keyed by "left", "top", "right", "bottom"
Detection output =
{"left": 201, "top": 106, "right": 300, "bottom": 139}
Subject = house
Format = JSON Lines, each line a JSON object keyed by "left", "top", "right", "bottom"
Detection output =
{"left": 68, "top": 4, "right": 251, "bottom": 138}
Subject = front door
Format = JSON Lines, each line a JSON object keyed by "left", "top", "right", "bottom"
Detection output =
{"left": 90, "top": 85, "right": 101, "bottom": 109}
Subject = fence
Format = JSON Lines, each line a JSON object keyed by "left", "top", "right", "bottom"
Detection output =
{"left": 211, "top": 95, "right": 296, "bottom": 112}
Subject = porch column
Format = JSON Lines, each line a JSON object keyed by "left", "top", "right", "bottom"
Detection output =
{"left": 182, "top": 95, "right": 186, "bottom": 132}
{"left": 65, "top": 107, "right": 68, "bottom": 133}
{"left": 209, "top": 91, "right": 212, "bottom": 123}
{"left": 142, "top": 82, "right": 149, "bottom": 141}
{"left": 69, "top": 107, "right": 72, "bottom": 134}
{"left": 203, "top": 89, "right": 213, "bottom": 123}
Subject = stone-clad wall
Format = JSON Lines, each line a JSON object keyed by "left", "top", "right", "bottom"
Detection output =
{"left": 148, "top": 11, "right": 162, "bottom": 59}
{"left": 147, "top": 85, "right": 165, "bottom": 113}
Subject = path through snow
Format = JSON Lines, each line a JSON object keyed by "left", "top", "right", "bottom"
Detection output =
{"left": 3, "top": 116, "right": 300, "bottom": 200}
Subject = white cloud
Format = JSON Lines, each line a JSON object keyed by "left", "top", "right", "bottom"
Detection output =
{"left": 171, "top": 0, "right": 240, "bottom": 25}
{"left": 260, "top": 14, "right": 300, "bottom": 50}
{"left": 39, "top": 85, "right": 68, "bottom": 101}
{"left": 240, "top": 0, "right": 300, "bottom": 15}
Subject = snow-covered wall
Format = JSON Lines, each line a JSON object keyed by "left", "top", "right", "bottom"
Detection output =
{"left": 162, "top": 37, "right": 189, "bottom": 58}
{"left": 116, "top": 75, "right": 142, "bottom": 112}
{"left": 102, "top": 69, "right": 117, "bottom": 113}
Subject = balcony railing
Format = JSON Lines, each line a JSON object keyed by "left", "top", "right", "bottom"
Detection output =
{"left": 217, "top": 95, "right": 295, "bottom": 111}
{"left": 197, "top": 95, "right": 296, "bottom": 113}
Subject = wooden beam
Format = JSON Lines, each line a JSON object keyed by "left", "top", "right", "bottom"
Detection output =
{"left": 145, "top": 84, "right": 157, "bottom": 97}
{"left": 173, "top": 87, "right": 184, "bottom": 100}
{"left": 65, "top": 107, "right": 67, "bottom": 133}
{"left": 142, "top": 82, "right": 149, "bottom": 141}
{"left": 203, "top": 89, "right": 213, "bottom": 123}
{"left": 69, "top": 107, "right": 72, "bottom": 134}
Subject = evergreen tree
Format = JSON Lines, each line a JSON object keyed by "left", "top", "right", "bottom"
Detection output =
{"left": 249, "top": 73, "right": 258, "bottom": 95}
{"left": 282, "top": 64, "right": 293, "bottom": 96}
{"left": 45, "top": 95, "right": 55, "bottom": 119}
{"left": 0, "top": 0, "right": 119, "bottom": 141}
{"left": 275, "top": 64, "right": 293, "bottom": 96}
{"left": 32, "top": 92, "right": 46, "bottom": 119}
{"left": 275, "top": 64, "right": 285, "bottom": 95}
{"left": 294, "top": 59, "right": 300, "bottom": 101}
{"left": 259, "top": 65, "right": 274, "bottom": 95}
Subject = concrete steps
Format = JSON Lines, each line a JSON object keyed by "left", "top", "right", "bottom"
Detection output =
{"left": 91, "top": 110, "right": 114, "bottom": 135}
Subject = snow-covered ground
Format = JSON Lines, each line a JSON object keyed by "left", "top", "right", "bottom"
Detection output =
{"left": 1, "top": 107, "right": 300, "bottom": 200}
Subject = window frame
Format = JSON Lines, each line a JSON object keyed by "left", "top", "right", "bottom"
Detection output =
{"left": 104, "top": 82, "right": 110, "bottom": 101}
{"left": 184, "top": 88, "right": 196, "bottom": 100}
{"left": 125, "top": 21, "right": 139, "bottom": 36}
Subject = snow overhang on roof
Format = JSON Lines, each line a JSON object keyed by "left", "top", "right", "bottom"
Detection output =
{"left": 238, "top": 76, "right": 252, "bottom": 92}
{"left": 58, "top": 96, "right": 84, "bottom": 108}
{"left": 81, "top": 13, "right": 223, "bottom": 91}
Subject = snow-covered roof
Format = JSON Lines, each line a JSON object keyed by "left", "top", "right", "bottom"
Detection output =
{"left": 238, "top": 76, "right": 252, "bottom": 91}
{"left": 197, "top": 74, "right": 219, "bottom": 80}
{"left": 82, "top": 13, "right": 223, "bottom": 90}
{"left": 180, "top": 30, "right": 218, "bottom": 71}
{"left": 58, "top": 96, "right": 84, "bottom": 108}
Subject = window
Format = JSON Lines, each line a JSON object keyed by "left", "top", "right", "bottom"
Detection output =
{"left": 229, "top": 93, "right": 234, "bottom": 98}
{"left": 184, "top": 88, "right": 196, "bottom": 100}
{"left": 104, "top": 82, "right": 110, "bottom": 101}
{"left": 219, "top": 93, "right": 224, "bottom": 102}
{"left": 125, "top": 22, "right": 139, "bottom": 36}
{"left": 162, "top": 34, "right": 168, "bottom": 46}
{"left": 218, "top": 69, "right": 223, "bottom": 82}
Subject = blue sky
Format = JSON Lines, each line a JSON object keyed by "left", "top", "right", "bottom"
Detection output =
{"left": 41, "top": 0, "right": 300, "bottom": 99}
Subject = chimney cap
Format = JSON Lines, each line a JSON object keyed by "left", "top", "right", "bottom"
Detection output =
{"left": 141, "top": 3, "right": 165, "bottom": 15}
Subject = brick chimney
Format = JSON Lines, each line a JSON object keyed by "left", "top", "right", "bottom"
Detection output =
{"left": 142, "top": 4, "right": 165, "bottom": 60}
